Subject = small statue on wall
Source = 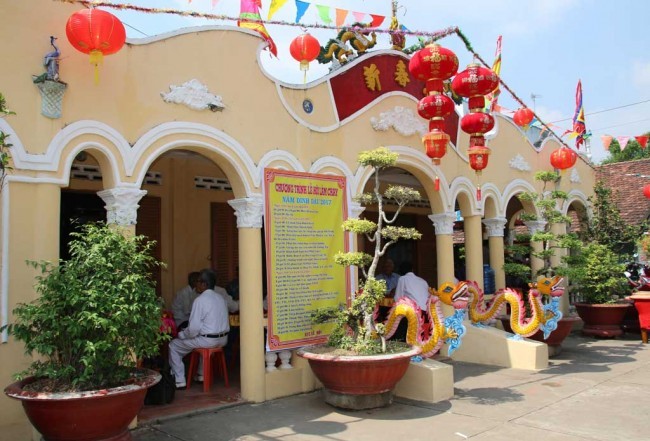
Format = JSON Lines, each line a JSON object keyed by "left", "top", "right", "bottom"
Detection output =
{"left": 33, "top": 36, "right": 67, "bottom": 119}
{"left": 33, "top": 36, "right": 61, "bottom": 83}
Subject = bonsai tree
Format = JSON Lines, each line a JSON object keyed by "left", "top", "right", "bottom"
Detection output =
{"left": 2, "top": 222, "right": 167, "bottom": 392}
{"left": 561, "top": 242, "right": 628, "bottom": 304}
{"left": 503, "top": 232, "right": 532, "bottom": 292}
{"left": 312, "top": 147, "right": 422, "bottom": 354}
{"left": 516, "top": 171, "right": 582, "bottom": 279}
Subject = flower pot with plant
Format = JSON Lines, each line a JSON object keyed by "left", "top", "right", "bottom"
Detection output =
{"left": 562, "top": 242, "right": 631, "bottom": 338}
{"left": 297, "top": 147, "right": 468, "bottom": 410}
{"left": 2, "top": 222, "right": 167, "bottom": 441}
{"left": 562, "top": 180, "right": 641, "bottom": 338}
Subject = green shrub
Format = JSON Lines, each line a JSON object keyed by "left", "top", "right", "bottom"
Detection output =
{"left": 2, "top": 223, "right": 167, "bottom": 392}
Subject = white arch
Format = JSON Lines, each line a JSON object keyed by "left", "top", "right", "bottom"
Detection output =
{"left": 10, "top": 120, "right": 128, "bottom": 177}
{"left": 563, "top": 190, "right": 590, "bottom": 216}
{"left": 130, "top": 122, "right": 258, "bottom": 195}
{"left": 480, "top": 182, "right": 506, "bottom": 218}
{"left": 449, "top": 176, "right": 481, "bottom": 216}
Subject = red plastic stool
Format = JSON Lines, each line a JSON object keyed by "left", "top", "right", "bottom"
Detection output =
{"left": 187, "top": 347, "right": 229, "bottom": 392}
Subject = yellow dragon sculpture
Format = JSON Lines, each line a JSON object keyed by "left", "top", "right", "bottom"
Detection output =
{"left": 383, "top": 281, "right": 470, "bottom": 357}
{"left": 317, "top": 23, "right": 378, "bottom": 65}
{"left": 466, "top": 276, "right": 565, "bottom": 339}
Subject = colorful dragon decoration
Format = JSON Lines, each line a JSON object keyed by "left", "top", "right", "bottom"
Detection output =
{"left": 466, "top": 276, "right": 565, "bottom": 339}
{"left": 383, "top": 281, "right": 470, "bottom": 357}
{"left": 317, "top": 22, "right": 377, "bottom": 65}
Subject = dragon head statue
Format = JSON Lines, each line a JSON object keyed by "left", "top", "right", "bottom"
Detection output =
{"left": 432, "top": 281, "right": 470, "bottom": 310}
{"left": 532, "top": 275, "right": 565, "bottom": 298}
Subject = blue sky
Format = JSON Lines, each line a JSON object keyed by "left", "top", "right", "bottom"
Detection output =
{"left": 107, "top": 0, "right": 650, "bottom": 164}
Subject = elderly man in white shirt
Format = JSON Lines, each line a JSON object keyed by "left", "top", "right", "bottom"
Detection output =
{"left": 394, "top": 262, "right": 430, "bottom": 312}
{"left": 168, "top": 269, "right": 230, "bottom": 389}
{"left": 171, "top": 271, "right": 200, "bottom": 329}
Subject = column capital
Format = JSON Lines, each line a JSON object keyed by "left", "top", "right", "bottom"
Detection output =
{"left": 97, "top": 187, "right": 147, "bottom": 226}
{"left": 228, "top": 196, "right": 264, "bottom": 228}
{"left": 524, "top": 220, "right": 547, "bottom": 235}
{"left": 349, "top": 201, "right": 365, "bottom": 219}
{"left": 428, "top": 212, "right": 456, "bottom": 236}
{"left": 482, "top": 217, "right": 508, "bottom": 237}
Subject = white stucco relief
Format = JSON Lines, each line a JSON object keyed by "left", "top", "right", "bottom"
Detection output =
{"left": 161, "top": 79, "right": 225, "bottom": 112}
{"left": 570, "top": 168, "right": 581, "bottom": 183}
{"left": 370, "top": 106, "right": 427, "bottom": 137}
{"left": 483, "top": 217, "right": 508, "bottom": 237}
{"left": 509, "top": 154, "right": 531, "bottom": 171}
{"left": 429, "top": 212, "right": 456, "bottom": 236}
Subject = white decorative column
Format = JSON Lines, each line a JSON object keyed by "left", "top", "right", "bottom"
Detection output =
{"left": 349, "top": 201, "right": 365, "bottom": 219}
{"left": 97, "top": 187, "right": 147, "bottom": 231}
{"left": 483, "top": 217, "right": 507, "bottom": 291}
{"left": 429, "top": 212, "right": 456, "bottom": 315}
{"left": 464, "top": 215, "right": 484, "bottom": 289}
{"left": 228, "top": 196, "right": 266, "bottom": 402}
{"left": 524, "top": 220, "right": 547, "bottom": 280}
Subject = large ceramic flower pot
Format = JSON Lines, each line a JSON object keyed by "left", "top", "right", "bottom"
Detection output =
{"left": 499, "top": 316, "right": 581, "bottom": 349}
{"left": 297, "top": 346, "right": 420, "bottom": 410}
{"left": 574, "top": 303, "right": 629, "bottom": 338}
{"left": 630, "top": 292, "right": 650, "bottom": 343}
{"left": 4, "top": 369, "right": 161, "bottom": 441}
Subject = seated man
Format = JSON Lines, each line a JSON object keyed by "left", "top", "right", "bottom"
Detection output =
{"left": 377, "top": 258, "right": 400, "bottom": 296}
{"left": 171, "top": 271, "right": 200, "bottom": 330}
{"left": 394, "top": 262, "right": 429, "bottom": 312}
{"left": 168, "top": 268, "right": 230, "bottom": 389}
{"left": 214, "top": 284, "right": 239, "bottom": 313}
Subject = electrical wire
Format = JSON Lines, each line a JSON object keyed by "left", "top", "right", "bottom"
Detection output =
{"left": 549, "top": 99, "right": 650, "bottom": 124}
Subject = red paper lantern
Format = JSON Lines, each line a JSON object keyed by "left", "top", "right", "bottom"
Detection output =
{"left": 468, "top": 146, "right": 491, "bottom": 174}
{"left": 550, "top": 147, "right": 578, "bottom": 170}
{"left": 409, "top": 44, "right": 459, "bottom": 87}
{"left": 422, "top": 129, "right": 449, "bottom": 165}
{"left": 513, "top": 107, "right": 535, "bottom": 127}
{"left": 417, "top": 93, "right": 454, "bottom": 120}
{"left": 644, "top": 184, "right": 650, "bottom": 199}
{"left": 289, "top": 32, "right": 320, "bottom": 71}
{"left": 460, "top": 112, "right": 495, "bottom": 135}
{"left": 451, "top": 64, "right": 499, "bottom": 103}
{"left": 66, "top": 9, "right": 126, "bottom": 83}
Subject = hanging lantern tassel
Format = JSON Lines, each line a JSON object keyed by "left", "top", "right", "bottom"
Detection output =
{"left": 434, "top": 175, "right": 440, "bottom": 191}
{"left": 476, "top": 185, "right": 482, "bottom": 201}
{"left": 89, "top": 50, "right": 103, "bottom": 85}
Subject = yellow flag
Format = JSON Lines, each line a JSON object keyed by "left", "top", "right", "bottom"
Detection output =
{"left": 268, "top": 0, "right": 288, "bottom": 19}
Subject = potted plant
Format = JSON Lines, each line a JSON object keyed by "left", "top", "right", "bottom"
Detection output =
{"left": 297, "top": 147, "right": 424, "bottom": 410}
{"left": 2, "top": 222, "right": 166, "bottom": 441}
{"left": 497, "top": 171, "right": 582, "bottom": 347}
{"left": 563, "top": 180, "right": 641, "bottom": 338}
{"left": 562, "top": 242, "right": 631, "bottom": 337}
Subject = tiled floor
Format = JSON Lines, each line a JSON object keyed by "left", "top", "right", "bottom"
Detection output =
{"left": 139, "top": 359, "right": 244, "bottom": 422}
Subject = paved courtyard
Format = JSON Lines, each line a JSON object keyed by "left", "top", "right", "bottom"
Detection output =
{"left": 133, "top": 332, "right": 650, "bottom": 441}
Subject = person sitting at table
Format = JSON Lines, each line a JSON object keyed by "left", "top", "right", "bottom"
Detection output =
{"left": 394, "top": 261, "right": 430, "bottom": 312}
{"left": 171, "top": 271, "right": 200, "bottom": 331}
{"left": 377, "top": 258, "right": 400, "bottom": 297}
{"left": 168, "top": 268, "right": 230, "bottom": 389}
{"left": 214, "top": 283, "right": 239, "bottom": 313}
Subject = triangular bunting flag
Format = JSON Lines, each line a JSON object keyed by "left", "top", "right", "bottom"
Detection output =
{"left": 316, "top": 5, "right": 332, "bottom": 24}
{"left": 617, "top": 136, "right": 630, "bottom": 150}
{"left": 352, "top": 11, "right": 365, "bottom": 22}
{"left": 238, "top": 0, "right": 278, "bottom": 57}
{"left": 601, "top": 135, "right": 613, "bottom": 150}
{"left": 369, "top": 14, "right": 385, "bottom": 28}
{"left": 635, "top": 135, "right": 649, "bottom": 148}
{"left": 335, "top": 8, "right": 348, "bottom": 28}
{"left": 268, "top": 0, "right": 288, "bottom": 19}
{"left": 295, "top": 0, "right": 309, "bottom": 22}
{"left": 211, "top": 0, "right": 219, "bottom": 7}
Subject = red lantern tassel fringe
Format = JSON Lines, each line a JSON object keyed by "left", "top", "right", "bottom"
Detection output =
{"left": 434, "top": 176, "right": 440, "bottom": 191}
{"left": 476, "top": 186, "right": 482, "bottom": 201}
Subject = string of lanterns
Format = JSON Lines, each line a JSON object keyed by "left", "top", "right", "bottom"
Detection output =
{"left": 58, "top": 1, "right": 580, "bottom": 194}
